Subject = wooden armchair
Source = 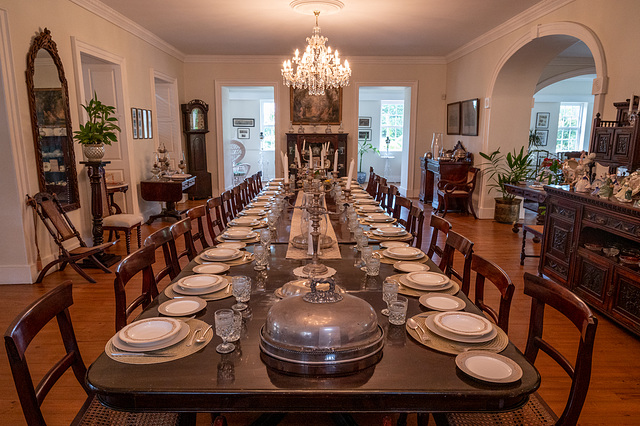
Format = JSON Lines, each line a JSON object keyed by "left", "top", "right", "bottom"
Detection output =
{"left": 436, "top": 167, "right": 479, "bottom": 219}
{"left": 26, "top": 192, "right": 114, "bottom": 283}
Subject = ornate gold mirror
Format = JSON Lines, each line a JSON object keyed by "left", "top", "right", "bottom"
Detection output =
{"left": 26, "top": 28, "right": 80, "bottom": 211}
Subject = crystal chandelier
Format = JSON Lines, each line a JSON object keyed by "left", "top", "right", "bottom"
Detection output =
{"left": 282, "top": 10, "right": 351, "bottom": 96}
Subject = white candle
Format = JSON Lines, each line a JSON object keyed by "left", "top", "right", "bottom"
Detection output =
{"left": 346, "top": 158, "right": 355, "bottom": 190}
{"left": 284, "top": 154, "right": 289, "bottom": 183}
{"left": 321, "top": 147, "right": 325, "bottom": 169}
{"left": 295, "top": 148, "right": 301, "bottom": 168}
{"left": 309, "top": 149, "right": 313, "bottom": 169}
{"left": 302, "top": 140, "right": 306, "bottom": 154}
{"left": 333, "top": 150, "right": 338, "bottom": 173}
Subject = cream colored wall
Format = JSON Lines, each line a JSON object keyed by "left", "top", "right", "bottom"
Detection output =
{"left": 445, "top": 0, "right": 640, "bottom": 218}
{"left": 0, "top": 0, "right": 184, "bottom": 283}
{"left": 183, "top": 60, "right": 446, "bottom": 197}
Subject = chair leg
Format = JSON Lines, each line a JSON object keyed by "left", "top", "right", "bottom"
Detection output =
{"left": 441, "top": 196, "right": 449, "bottom": 218}
{"left": 520, "top": 228, "right": 528, "bottom": 265}
{"left": 468, "top": 197, "right": 478, "bottom": 219}
{"left": 88, "top": 254, "right": 112, "bottom": 273}
{"left": 136, "top": 226, "right": 142, "bottom": 250}
{"left": 35, "top": 258, "right": 65, "bottom": 283}
{"left": 68, "top": 261, "right": 97, "bottom": 283}
{"left": 125, "top": 230, "right": 131, "bottom": 254}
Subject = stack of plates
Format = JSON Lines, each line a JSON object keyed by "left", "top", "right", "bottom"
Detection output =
{"left": 158, "top": 297, "right": 207, "bottom": 316}
{"left": 399, "top": 271, "right": 452, "bottom": 291}
{"left": 381, "top": 241, "right": 409, "bottom": 249}
{"left": 425, "top": 312, "right": 497, "bottom": 343}
{"left": 262, "top": 190, "right": 279, "bottom": 195}
{"left": 355, "top": 199, "right": 379, "bottom": 205}
{"left": 192, "top": 263, "right": 230, "bottom": 274}
{"left": 173, "top": 274, "right": 228, "bottom": 295}
{"left": 114, "top": 317, "right": 189, "bottom": 352}
{"left": 366, "top": 213, "right": 394, "bottom": 223}
{"left": 250, "top": 201, "right": 271, "bottom": 208}
{"left": 201, "top": 247, "right": 243, "bottom": 262}
{"left": 419, "top": 293, "right": 465, "bottom": 311}
{"left": 372, "top": 227, "right": 408, "bottom": 237}
{"left": 255, "top": 195, "right": 274, "bottom": 202}
{"left": 217, "top": 241, "right": 246, "bottom": 249}
{"left": 241, "top": 208, "right": 267, "bottom": 216}
{"left": 394, "top": 261, "right": 429, "bottom": 272}
{"left": 222, "top": 228, "right": 256, "bottom": 240}
{"left": 230, "top": 217, "right": 261, "bottom": 227}
{"left": 358, "top": 205, "right": 384, "bottom": 213}
{"left": 382, "top": 246, "right": 425, "bottom": 260}
{"left": 352, "top": 193, "right": 371, "bottom": 199}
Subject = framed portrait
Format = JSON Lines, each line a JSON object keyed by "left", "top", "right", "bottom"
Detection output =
{"left": 34, "top": 88, "right": 66, "bottom": 126}
{"left": 137, "top": 109, "right": 143, "bottom": 139}
{"left": 461, "top": 99, "right": 479, "bottom": 136}
{"left": 131, "top": 108, "right": 138, "bottom": 139}
{"left": 147, "top": 110, "right": 153, "bottom": 139}
{"left": 233, "top": 118, "right": 255, "bottom": 127}
{"left": 358, "top": 117, "right": 372, "bottom": 128}
{"left": 447, "top": 102, "right": 460, "bottom": 135}
{"left": 536, "top": 112, "right": 550, "bottom": 129}
{"left": 142, "top": 110, "right": 148, "bottom": 139}
{"left": 237, "top": 128, "right": 250, "bottom": 139}
{"left": 358, "top": 129, "right": 372, "bottom": 141}
{"left": 290, "top": 87, "right": 342, "bottom": 125}
{"left": 536, "top": 129, "right": 548, "bottom": 146}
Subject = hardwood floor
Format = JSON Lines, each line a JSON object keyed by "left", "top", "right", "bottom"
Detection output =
{"left": 2, "top": 200, "right": 639, "bottom": 425}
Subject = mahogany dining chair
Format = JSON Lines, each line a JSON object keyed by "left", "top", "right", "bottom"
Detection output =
{"left": 143, "top": 226, "right": 179, "bottom": 287}
{"left": 439, "top": 230, "right": 474, "bottom": 295}
{"left": 186, "top": 205, "right": 211, "bottom": 252}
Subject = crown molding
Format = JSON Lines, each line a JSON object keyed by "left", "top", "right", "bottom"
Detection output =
{"left": 184, "top": 55, "right": 284, "bottom": 64}
{"left": 446, "top": 0, "right": 576, "bottom": 63}
{"left": 69, "top": 0, "right": 185, "bottom": 61}
{"left": 349, "top": 56, "right": 446, "bottom": 65}
{"left": 184, "top": 55, "right": 446, "bottom": 65}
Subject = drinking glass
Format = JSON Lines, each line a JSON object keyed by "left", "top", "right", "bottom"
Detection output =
{"left": 366, "top": 255, "right": 380, "bottom": 276}
{"left": 389, "top": 295, "right": 408, "bottom": 325}
{"left": 253, "top": 245, "right": 268, "bottom": 271}
{"left": 267, "top": 213, "right": 277, "bottom": 231}
{"left": 260, "top": 228, "right": 271, "bottom": 249}
{"left": 214, "top": 309, "right": 236, "bottom": 353}
{"left": 231, "top": 276, "right": 251, "bottom": 311}
{"left": 382, "top": 278, "right": 399, "bottom": 316}
{"left": 228, "top": 311, "right": 242, "bottom": 342}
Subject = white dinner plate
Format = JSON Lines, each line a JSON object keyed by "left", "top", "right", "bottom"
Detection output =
{"left": 171, "top": 277, "right": 229, "bottom": 296}
{"left": 192, "top": 263, "right": 230, "bottom": 274}
{"left": 373, "top": 227, "right": 407, "bottom": 237}
{"left": 394, "top": 261, "right": 429, "bottom": 273}
{"left": 352, "top": 194, "right": 371, "bottom": 199}
{"left": 255, "top": 196, "right": 274, "bottom": 202}
{"left": 355, "top": 199, "right": 378, "bottom": 205}
{"left": 240, "top": 209, "right": 267, "bottom": 216}
{"left": 456, "top": 351, "right": 523, "bottom": 383}
{"left": 176, "top": 274, "right": 224, "bottom": 290}
{"left": 262, "top": 190, "right": 279, "bottom": 195}
{"left": 223, "top": 230, "right": 256, "bottom": 240}
{"left": 158, "top": 297, "right": 207, "bottom": 316}
{"left": 399, "top": 274, "right": 452, "bottom": 291}
{"left": 425, "top": 315, "right": 497, "bottom": 343}
{"left": 230, "top": 217, "right": 260, "bottom": 226}
{"left": 358, "top": 206, "right": 384, "bottom": 213}
{"left": 111, "top": 321, "right": 189, "bottom": 352}
{"left": 366, "top": 215, "right": 394, "bottom": 223}
{"left": 202, "top": 248, "right": 241, "bottom": 261}
{"left": 380, "top": 241, "right": 410, "bottom": 249}
{"left": 250, "top": 201, "right": 271, "bottom": 208}
{"left": 216, "top": 241, "right": 247, "bottom": 250}
{"left": 433, "top": 312, "right": 493, "bottom": 337}
{"left": 118, "top": 317, "right": 182, "bottom": 347}
{"left": 419, "top": 293, "right": 466, "bottom": 311}
{"left": 383, "top": 247, "right": 425, "bottom": 260}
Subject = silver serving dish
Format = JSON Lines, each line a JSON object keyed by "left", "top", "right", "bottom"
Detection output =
{"left": 290, "top": 234, "right": 334, "bottom": 250}
{"left": 275, "top": 279, "right": 345, "bottom": 298}
{"left": 260, "top": 278, "right": 384, "bottom": 375}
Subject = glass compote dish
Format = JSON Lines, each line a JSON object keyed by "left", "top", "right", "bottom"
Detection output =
{"left": 214, "top": 309, "right": 236, "bottom": 353}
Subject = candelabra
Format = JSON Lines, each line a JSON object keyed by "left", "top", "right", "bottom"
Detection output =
{"left": 297, "top": 180, "right": 333, "bottom": 276}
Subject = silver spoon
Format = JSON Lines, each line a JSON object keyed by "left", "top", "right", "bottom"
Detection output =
{"left": 196, "top": 324, "right": 213, "bottom": 343}
{"left": 186, "top": 327, "right": 202, "bottom": 347}
{"left": 407, "top": 318, "right": 428, "bottom": 342}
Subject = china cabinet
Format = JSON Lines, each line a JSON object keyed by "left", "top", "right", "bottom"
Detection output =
{"left": 589, "top": 99, "right": 640, "bottom": 172}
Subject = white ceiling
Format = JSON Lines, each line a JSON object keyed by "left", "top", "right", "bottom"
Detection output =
{"left": 98, "top": 0, "right": 546, "bottom": 57}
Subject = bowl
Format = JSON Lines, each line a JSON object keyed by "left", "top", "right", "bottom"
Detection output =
{"left": 602, "top": 247, "right": 620, "bottom": 257}
{"left": 619, "top": 255, "right": 640, "bottom": 268}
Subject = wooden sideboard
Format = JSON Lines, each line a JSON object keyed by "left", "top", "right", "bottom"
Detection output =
{"left": 286, "top": 133, "right": 348, "bottom": 179}
{"left": 420, "top": 158, "right": 472, "bottom": 209}
{"left": 541, "top": 186, "right": 640, "bottom": 335}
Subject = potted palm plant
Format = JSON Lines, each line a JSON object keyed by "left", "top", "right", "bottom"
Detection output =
{"left": 479, "top": 146, "right": 534, "bottom": 223}
{"left": 73, "top": 92, "right": 121, "bottom": 161}
{"left": 357, "top": 136, "right": 379, "bottom": 184}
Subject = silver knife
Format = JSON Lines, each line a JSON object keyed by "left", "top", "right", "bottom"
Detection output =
{"left": 110, "top": 352, "right": 175, "bottom": 357}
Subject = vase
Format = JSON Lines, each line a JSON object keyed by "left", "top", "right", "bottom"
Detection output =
{"left": 357, "top": 171, "right": 366, "bottom": 184}
{"left": 82, "top": 144, "right": 105, "bottom": 162}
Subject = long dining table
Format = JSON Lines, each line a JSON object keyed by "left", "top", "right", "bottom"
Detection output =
{"left": 86, "top": 187, "right": 540, "bottom": 424}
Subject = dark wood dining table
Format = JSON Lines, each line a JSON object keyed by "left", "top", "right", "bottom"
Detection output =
{"left": 86, "top": 193, "right": 540, "bottom": 422}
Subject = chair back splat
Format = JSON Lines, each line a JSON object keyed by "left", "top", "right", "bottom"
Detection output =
{"left": 143, "top": 226, "right": 179, "bottom": 286}
{"left": 427, "top": 214, "right": 451, "bottom": 261}
{"left": 439, "top": 230, "right": 474, "bottom": 295}
{"left": 471, "top": 254, "right": 515, "bottom": 333}
{"left": 186, "top": 205, "right": 210, "bottom": 251}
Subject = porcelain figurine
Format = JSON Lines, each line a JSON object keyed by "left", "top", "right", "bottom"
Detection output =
{"left": 615, "top": 182, "right": 633, "bottom": 202}
{"left": 575, "top": 175, "right": 592, "bottom": 193}
{"left": 598, "top": 177, "right": 614, "bottom": 199}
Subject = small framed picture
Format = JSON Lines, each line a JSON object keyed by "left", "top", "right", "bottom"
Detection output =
{"left": 537, "top": 129, "right": 548, "bottom": 146}
{"left": 131, "top": 108, "right": 138, "bottom": 139}
{"left": 142, "top": 110, "right": 149, "bottom": 139}
{"left": 233, "top": 118, "right": 255, "bottom": 127}
{"left": 461, "top": 99, "right": 479, "bottom": 136}
{"left": 536, "top": 112, "right": 550, "bottom": 129}
{"left": 137, "top": 109, "right": 143, "bottom": 139}
{"left": 147, "top": 110, "right": 153, "bottom": 139}
{"left": 358, "top": 117, "right": 372, "bottom": 128}
{"left": 447, "top": 102, "right": 461, "bottom": 135}
{"left": 237, "top": 128, "right": 250, "bottom": 139}
{"left": 358, "top": 129, "right": 372, "bottom": 141}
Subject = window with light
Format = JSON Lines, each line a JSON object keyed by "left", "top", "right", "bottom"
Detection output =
{"left": 261, "top": 100, "right": 275, "bottom": 151}
{"left": 380, "top": 101, "right": 404, "bottom": 151}
{"left": 556, "top": 103, "right": 587, "bottom": 152}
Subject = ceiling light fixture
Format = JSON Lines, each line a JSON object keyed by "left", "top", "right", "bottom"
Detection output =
{"left": 282, "top": 1, "right": 351, "bottom": 96}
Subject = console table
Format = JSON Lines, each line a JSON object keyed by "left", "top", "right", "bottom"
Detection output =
{"left": 141, "top": 177, "right": 196, "bottom": 224}
{"left": 541, "top": 186, "right": 640, "bottom": 335}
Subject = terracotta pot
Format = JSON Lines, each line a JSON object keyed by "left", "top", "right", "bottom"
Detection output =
{"left": 493, "top": 197, "right": 522, "bottom": 224}
{"left": 82, "top": 143, "right": 105, "bottom": 161}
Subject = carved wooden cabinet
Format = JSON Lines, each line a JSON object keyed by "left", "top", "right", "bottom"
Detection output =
{"left": 589, "top": 100, "right": 640, "bottom": 171}
{"left": 541, "top": 186, "right": 640, "bottom": 335}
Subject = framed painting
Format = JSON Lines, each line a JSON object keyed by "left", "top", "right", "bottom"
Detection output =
{"left": 447, "top": 102, "right": 460, "bottom": 135}
{"left": 142, "top": 110, "right": 148, "bottom": 139}
{"left": 461, "top": 99, "right": 479, "bottom": 136}
{"left": 233, "top": 118, "right": 255, "bottom": 127}
{"left": 147, "top": 109, "right": 153, "bottom": 139}
{"left": 536, "top": 112, "right": 550, "bottom": 129}
{"left": 537, "top": 129, "right": 548, "bottom": 146}
{"left": 358, "top": 117, "right": 371, "bottom": 128}
{"left": 358, "top": 129, "right": 372, "bottom": 141}
{"left": 290, "top": 87, "right": 342, "bottom": 125}
{"left": 137, "top": 109, "right": 143, "bottom": 139}
{"left": 131, "top": 108, "right": 138, "bottom": 139}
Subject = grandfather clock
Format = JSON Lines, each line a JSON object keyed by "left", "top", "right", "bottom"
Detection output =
{"left": 181, "top": 99, "right": 212, "bottom": 199}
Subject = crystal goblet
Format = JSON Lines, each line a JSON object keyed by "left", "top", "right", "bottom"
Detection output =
{"left": 231, "top": 276, "right": 251, "bottom": 311}
{"left": 382, "top": 278, "right": 399, "bottom": 316}
{"left": 214, "top": 309, "right": 236, "bottom": 354}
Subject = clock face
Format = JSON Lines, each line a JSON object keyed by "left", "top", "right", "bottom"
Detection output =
{"left": 190, "top": 107, "right": 205, "bottom": 130}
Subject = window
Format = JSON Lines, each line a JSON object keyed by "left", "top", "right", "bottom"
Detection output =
{"left": 260, "top": 100, "right": 275, "bottom": 151}
{"left": 380, "top": 101, "right": 404, "bottom": 151}
{"left": 556, "top": 102, "right": 587, "bottom": 152}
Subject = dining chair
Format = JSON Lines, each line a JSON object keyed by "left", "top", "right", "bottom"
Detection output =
{"left": 436, "top": 167, "right": 479, "bottom": 219}
{"left": 392, "top": 195, "right": 413, "bottom": 227}
{"left": 426, "top": 214, "right": 451, "bottom": 262}
{"left": 439, "top": 230, "right": 474, "bottom": 295}
{"left": 378, "top": 185, "right": 390, "bottom": 210}
{"left": 384, "top": 185, "right": 400, "bottom": 215}
{"left": 114, "top": 245, "right": 159, "bottom": 332}
{"left": 26, "top": 192, "right": 115, "bottom": 283}
{"left": 4, "top": 281, "right": 191, "bottom": 426}
{"left": 206, "top": 196, "right": 226, "bottom": 245}
{"left": 469, "top": 254, "right": 515, "bottom": 333}
{"left": 256, "top": 170, "right": 263, "bottom": 191}
{"left": 433, "top": 273, "right": 598, "bottom": 426}
{"left": 406, "top": 205, "right": 425, "bottom": 250}
{"left": 521, "top": 224, "right": 544, "bottom": 266}
{"left": 186, "top": 205, "right": 211, "bottom": 252}
{"left": 221, "top": 190, "right": 236, "bottom": 225}
{"left": 143, "top": 226, "right": 179, "bottom": 286}
{"left": 366, "top": 167, "right": 378, "bottom": 196}
{"left": 170, "top": 218, "right": 198, "bottom": 270}
{"left": 375, "top": 179, "right": 388, "bottom": 203}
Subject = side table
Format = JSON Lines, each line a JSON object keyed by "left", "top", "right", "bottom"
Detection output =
{"left": 141, "top": 177, "right": 196, "bottom": 224}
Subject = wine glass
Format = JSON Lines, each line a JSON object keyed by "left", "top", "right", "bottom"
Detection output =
{"left": 260, "top": 228, "right": 271, "bottom": 249}
{"left": 231, "top": 276, "right": 251, "bottom": 311}
{"left": 214, "top": 309, "right": 236, "bottom": 354}
{"left": 382, "top": 278, "right": 399, "bottom": 316}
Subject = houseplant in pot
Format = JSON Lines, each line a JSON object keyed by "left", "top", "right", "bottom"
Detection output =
{"left": 73, "top": 92, "right": 121, "bottom": 161}
{"left": 357, "top": 136, "right": 379, "bottom": 184}
{"left": 479, "top": 146, "right": 534, "bottom": 224}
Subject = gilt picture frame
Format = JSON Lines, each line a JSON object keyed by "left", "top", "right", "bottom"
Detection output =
{"left": 290, "top": 87, "right": 342, "bottom": 125}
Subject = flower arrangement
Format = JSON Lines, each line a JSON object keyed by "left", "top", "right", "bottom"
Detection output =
{"left": 538, "top": 157, "right": 562, "bottom": 184}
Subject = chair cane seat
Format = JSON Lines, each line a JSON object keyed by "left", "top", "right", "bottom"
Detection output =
{"left": 75, "top": 396, "right": 188, "bottom": 426}
{"left": 103, "top": 213, "right": 143, "bottom": 228}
